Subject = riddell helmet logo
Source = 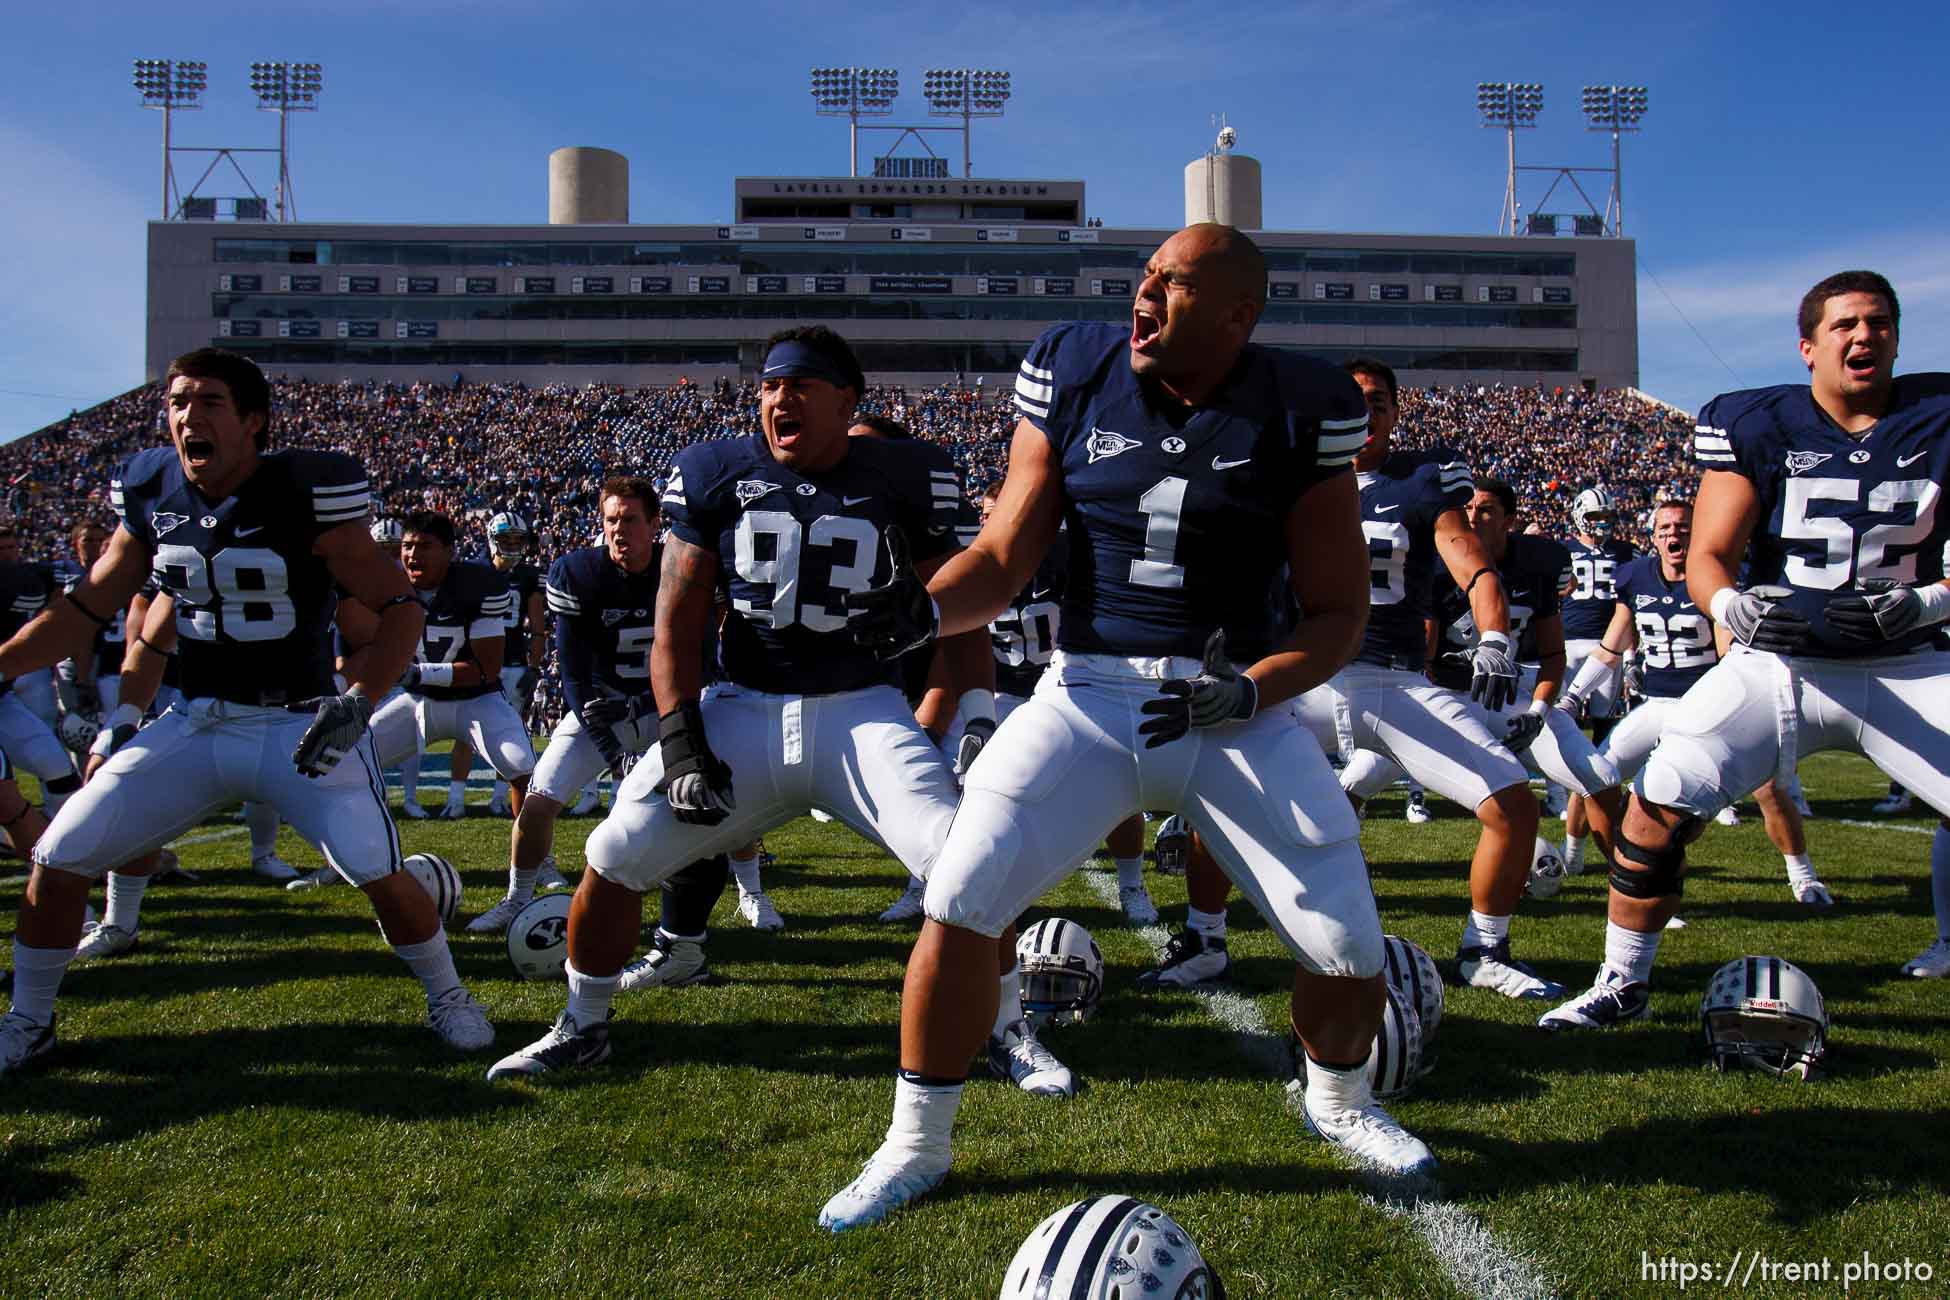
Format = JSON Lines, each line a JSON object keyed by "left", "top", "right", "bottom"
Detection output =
{"left": 526, "top": 917, "right": 568, "bottom": 949}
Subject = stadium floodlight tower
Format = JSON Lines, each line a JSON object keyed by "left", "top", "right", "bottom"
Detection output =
{"left": 922, "top": 68, "right": 1012, "bottom": 177}
{"left": 1477, "top": 81, "right": 1543, "bottom": 236}
{"left": 810, "top": 67, "right": 900, "bottom": 177}
{"left": 250, "top": 62, "right": 323, "bottom": 222}
{"left": 1582, "top": 84, "right": 1648, "bottom": 236}
{"left": 133, "top": 58, "right": 208, "bottom": 220}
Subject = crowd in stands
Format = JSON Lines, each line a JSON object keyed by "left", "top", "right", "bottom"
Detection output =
{"left": 7, "top": 373, "right": 1697, "bottom": 729}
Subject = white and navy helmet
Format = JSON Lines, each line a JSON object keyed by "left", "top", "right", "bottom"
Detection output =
{"left": 507, "top": 893, "right": 572, "bottom": 981}
{"left": 488, "top": 510, "right": 532, "bottom": 557}
{"left": 1701, "top": 955, "right": 1827, "bottom": 1080}
{"left": 1367, "top": 981, "right": 1425, "bottom": 1099}
{"left": 1382, "top": 934, "right": 1444, "bottom": 1040}
{"left": 1000, "top": 1197, "right": 1223, "bottom": 1300}
{"left": 370, "top": 517, "right": 405, "bottom": 548}
{"left": 402, "top": 852, "right": 462, "bottom": 926}
{"left": 1525, "top": 836, "right": 1567, "bottom": 901}
{"left": 1016, "top": 917, "right": 1103, "bottom": 1024}
{"left": 1571, "top": 486, "right": 1617, "bottom": 538}
{"left": 1151, "top": 813, "right": 1190, "bottom": 874}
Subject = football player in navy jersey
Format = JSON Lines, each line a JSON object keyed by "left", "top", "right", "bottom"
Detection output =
{"left": 485, "top": 511, "right": 546, "bottom": 822}
{"left": 1154, "top": 358, "right": 1559, "bottom": 999}
{"left": 1542, "top": 270, "right": 1950, "bottom": 1031}
{"left": 822, "top": 225, "right": 1433, "bottom": 1233}
{"left": 359, "top": 511, "right": 535, "bottom": 840}
{"left": 489, "top": 327, "right": 1065, "bottom": 1102}
{"left": 53, "top": 522, "right": 119, "bottom": 723}
{"left": 0, "top": 348, "right": 493, "bottom": 1076}
{"left": 0, "top": 527, "right": 81, "bottom": 820}
{"left": 1557, "top": 499, "right": 1831, "bottom": 908}
{"left": 474, "top": 478, "right": 662, "bottom": 935}
{"left": 1557, "top": 486, "right": 1638, "bottom": 862}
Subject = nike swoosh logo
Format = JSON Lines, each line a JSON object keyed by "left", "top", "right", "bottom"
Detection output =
{"left": 1373, "top": 503, "right": 1401, "bottom": 513}
{"left": 235, "top": 524, "right": 265, "bottom": 538}
{"left": 843, "top": 496, "right": 872, "bottom": 506}
{"left": 1212, "top": 455, "right": 1252, "bottom": 471}
{"left": 1898, "top": 450, "right": 1928, "bottom": 468}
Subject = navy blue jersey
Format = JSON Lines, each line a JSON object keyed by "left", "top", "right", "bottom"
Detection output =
{"left": 545, "top": 545, "right": 659, "bottom": 718}
{"left": 1615, "top": 556, "right": 1717, "bottom": 697}
{"left": 59, "top": 572, "right": 126, "bottom": 680}
{"left": 1561, "top": 536, "right": 1637, "bottom": 640}
{"left": 1431, "top": 534, "right": 1572, "bottom": 685}
{"left": 410, "top": 560, "right": 513, "bottom": 702}
{"left": 497, "top": 560, "right": 543, "bottom": 667}
{"left": 1015, "top": 322, "right": 1366, "bottom": 659}
{"left": 113, "top": 447, "right": 368, "bottom": 706}
{"left": 0, "top": 562, "right": 52, "bottom": 643}
{"left": 662, "top": 432, "right": 963, "bottom": 695}
{"left": 992, "top": 541, "right": 1067, "bottom": 697}
{"left": 1356, "top": 461, "right": 1473, "bottom": 669}
{"left": 1695, "top": 377, "right": 1950, "bottom": 657}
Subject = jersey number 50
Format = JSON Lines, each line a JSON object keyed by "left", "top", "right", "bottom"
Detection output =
{"left": 154, "top": 544, "right": 295, "bottom": 641}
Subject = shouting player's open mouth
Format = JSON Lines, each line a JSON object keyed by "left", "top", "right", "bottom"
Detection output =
{"left": 1131, "top": 304, "right": 1163, "bottom": 353}
{"left": 770, "top": 414, "right": 803, "bottom": 449}
{"left": 1845, "top": 349, "right": 1879, "bottom": 378}
{"left": 181, "top": 434, "right": 217, "bottom": 468}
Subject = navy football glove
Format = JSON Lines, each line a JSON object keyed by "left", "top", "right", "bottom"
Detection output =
{"left": 292, "top": 690, "right": 374, "bottom": 778}
{"left": 1721, "top": 585, "right": 1811, "bottom": 654}
{"left": 844, "top": 525, "right": 939, "bottom": 662}
{"left": 953, "top": 716, "right": 996, "bottom": 787}
{"left": 1503, "top": 702, "right": 1548, "bottom": 754}
{"left": 1138, "top": 630, "right": 1258, "bottom": 749}
{"left": 655, "top": 700, "right": 735, "bottom": 825}
{"left": 1826, "top": 579, "right": 1928, "bottom": 645}
{"left": 1469, "top": 632, "right": 1519, "bottom": 712}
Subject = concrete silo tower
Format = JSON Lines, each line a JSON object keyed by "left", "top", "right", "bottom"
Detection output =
{"left": 1184, "top": 119, "right": 1261, "bottom": 229}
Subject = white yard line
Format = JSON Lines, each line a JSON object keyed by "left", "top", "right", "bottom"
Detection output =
{"left": 0, "top": 825, "right": 248, "bottom": 886}
{"left": 1835, "top": 819, "right": 1935, "bottom": 836}
{"left": 1079, "top": 867, "right": 1557, "bottom": 1300}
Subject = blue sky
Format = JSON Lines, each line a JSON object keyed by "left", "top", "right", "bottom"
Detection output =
{"left": 5, "top": 1, "right": 1947, "bottom": 440}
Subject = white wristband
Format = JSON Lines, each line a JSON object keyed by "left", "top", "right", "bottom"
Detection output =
{"left": 106, "top": 702, "right": 143, "bottom": 731}
{"left": 955, "top": 688, "right": 996, "bottom": 727}
{"left": 1479, "top": 630, "right": 1511, "bottom": 652}
{"left": 416, "top": 662, "right": 456, "bottom": 688}
{"left": 1526, "top": 698, "right": 1549, "bottom": 718}
{"left": 1709, "top": 586, "right": 1737, "bottom": 625}
{"left": 1915, "top": 582, "right": 1950, "bottom": 627}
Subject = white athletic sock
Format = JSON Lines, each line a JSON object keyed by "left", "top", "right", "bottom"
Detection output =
{"left": 401, "top": 751, "right": 421, "bottom": 799}
{"left": 103, "top": 872, "right": 149, "bottom": 934}
{"left": 565, "top": 961, "right": 621, "bottom": 1027}
{"left": 1186, "top": 905, "right": 1226, "bottom": 939}
{"left": 448, "top": 779, "right": 466, "bottom": 804}
{"left": 729, "top": 849, "right": 762, "bottom": 896}
{"left": 1303, "top": 1052, "right": 1374, "bottom": 1113}
{"left": 882, "top": 1076, "right": 961, "bottom": 1164}
{"left": 1563, "top": 834, "right": 1587, "bottom": 869}
{"left": 393, "top": 930, "right": 463, "bottom": 1002}
{"left": 1603, "top": 920, "right": 1662, "bottom": 986}
{"left": 1784, "top": 853, "right": 1818, "bottom": 891}
{"left": 493, "top": 779, "right": 510, "bottom": 802}
{"left": 1932, "top": 827, "right": 1950, "bottom": 942}
{"left": 1461, "top": 910, "right": 1510, "bottom": 951}
{"left": 504, "top": 864, "right": 538, "bottom": 900}
{"left": 993, "top": 965, "right": 1022, "bottom": 1038}
{"left": 1113, "top": 856, "right": 1144, "bottom": 890}
{"left": 10, "top": 940, "right": 75, "bottom": 1025}
{"left": 245, "top": 801, "right": 280, "bottom": 859}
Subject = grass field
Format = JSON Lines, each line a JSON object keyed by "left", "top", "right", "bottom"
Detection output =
{"left": 3, "top": 749, "right": 1948, "bottom": 1298}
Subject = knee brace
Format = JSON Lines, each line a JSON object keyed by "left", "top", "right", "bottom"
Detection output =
{"left": 1608, "top": 821, "right": 1698, "bottom": 900}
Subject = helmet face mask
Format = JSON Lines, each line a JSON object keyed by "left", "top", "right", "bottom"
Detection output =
{"left": 370, "top": 517, "right": 405, "bottom": 547}
{"left": 1016, "top": 918, "right": 1104, "bottom": 1024}
{"left": 1572, "top": 486, "right": 1617, "bottom": 539}
{"left": 1701, "top": 956, "right": 1827, "bottom": 1080}
{"left": 488, "top": 510, "right": 533, "bottom": 557}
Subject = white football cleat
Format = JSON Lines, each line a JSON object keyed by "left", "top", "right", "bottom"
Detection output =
{"left": 1902, "top": 937, "right": 1950, "bottom": 979}
{"left": 1404, "top": 790, "right": 1433, "bottom": 824}
{"left": 535, "top": 855, "right": 569, "bottom": 892}
{"left": 437, "top": 794, "right": 467, "bottom": 821}
{"left": 818, "top": 1144, "right": 950, "bottom": 1232}
{"left": 487, "top": 792, "right": 512, "bottom": 818}
{"left": 251, "top": 853, "right": 300, "bottom": 883}
{"left": 617, "top": 934, "right": 711, "bottom": 990}
{"left": 988, "top": 1018, "right": 1076, "bottom": 1098}
{"left": 877, "top": 876, "right": 927, "bottom": 923}
{"left": 425, "top": 986, "right": 494, "bottom": 1052}
{"left": 0, "top": 1011, "right": 56, "bottom": 1075}
{"left": 74, "top": 923, "right": 138, "bottom": 962}
{"left": 1714, "top": 805, "right": 1741, "bottom": 827}
{"left": 569, "top": 788, "right": 600, "bottom": 816}
{"left": 737, "top": 887, "right": 785, "bottom": 932}
{"left": 1301, "top": 1096, "right": 1438, "bottom": 1179}
{"left": 1117, "top": 883, "right": 1159, "bottom": 926}
{"left": 1537, "top": 969, "right": 1651, "bottom": 1031}
{"left": 1873, "top": 788, "right": 1914, "bottom": 815}
{"left": 285, "top": 865, "right": 341, "bottom": 892}
{"left": 1134, "top": 929, "right": 1229, "bottom": 990}
{"left": 1457, "top": 940, "right": 1566, "bottom": 1000}
{"left": 486, "top": 1012, "right": 611, "bottom": 1079}
{"left": 1793, "top": 880, "right": 1835, "bottom": 910}
{"left": 1541, "top": 785, "right": 1569, "bottom": 819}
{"left": 400, "top": 798, "right": 431, "bottom": 820}
{"left": 466, "top": 893, "right": 533, "bottom": 935}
